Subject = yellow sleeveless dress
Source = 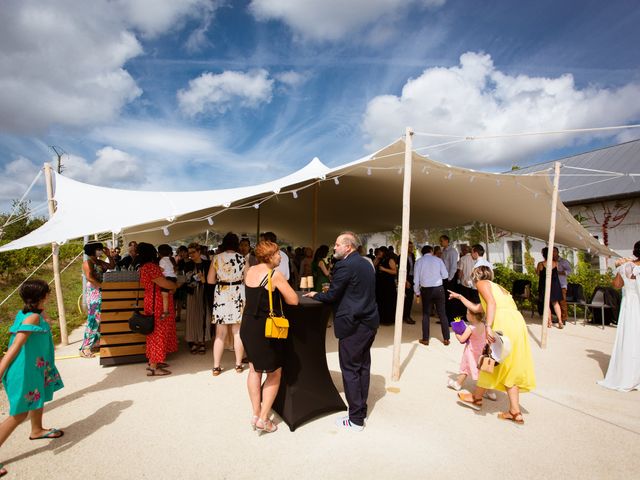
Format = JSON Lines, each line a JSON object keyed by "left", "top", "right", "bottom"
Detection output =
{"left": 477, "top": 281, "right": 536, "bottom": 393}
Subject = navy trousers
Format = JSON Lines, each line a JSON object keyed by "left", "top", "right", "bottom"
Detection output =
{"left": 420, "top": 286, "right": 450, "bottom": 341}
{"left": 338, "top": 323, "right": 377, "bottom": 426}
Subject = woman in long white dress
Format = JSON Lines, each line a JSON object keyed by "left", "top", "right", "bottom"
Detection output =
{"left": 598, "top": 241, "right": 640, "bottom": 392}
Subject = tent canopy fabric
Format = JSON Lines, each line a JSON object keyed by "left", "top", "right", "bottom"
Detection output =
{"left": 0, "top": 139, "right": 615, "bottom": 256}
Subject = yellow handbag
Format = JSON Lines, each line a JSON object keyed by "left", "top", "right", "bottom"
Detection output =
{"left": 265, "top": 270, "right": 289, "bottom": 339}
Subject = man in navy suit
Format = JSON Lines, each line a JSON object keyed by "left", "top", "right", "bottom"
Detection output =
{"left": 306, "top": 232, "right": 379, "bottom": 431}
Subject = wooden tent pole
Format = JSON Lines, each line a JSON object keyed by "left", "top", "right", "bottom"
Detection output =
{"left": 44, "top": 163, "right": 69, "bottom": 346}
{"left": 256, "top": 207, "right": 261, "bottom": 242}
{"left": 312, "top": 184, "right": 319, "bottom": 250}
{"left": 392, "top": 127, "right": 413, "bottom": 381}
{"left": 541, "top": 161, "right": 561, "bottom": 349}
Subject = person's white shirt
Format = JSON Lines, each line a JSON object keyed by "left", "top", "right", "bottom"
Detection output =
{"left": 277, "top": 249, "right": 290, "bottom": 280}
{"left": 474, "top": 257, "right": 493, "bottom": 270}
{"left": 159, "top": 256, "right": 176, "bottom": 277}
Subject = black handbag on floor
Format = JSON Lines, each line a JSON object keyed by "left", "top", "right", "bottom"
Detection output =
{"left": 129, "top": 279, "right": 155, "bottom": 335}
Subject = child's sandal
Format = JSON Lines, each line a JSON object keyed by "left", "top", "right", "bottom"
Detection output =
{"left": 457, "top": 392, "right": 483, "bottom": 411}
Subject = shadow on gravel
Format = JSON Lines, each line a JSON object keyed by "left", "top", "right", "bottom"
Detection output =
{"left": 5, "top": 400, "right": 132, "bottom": 465}
{"left": 585, "top": 349, "right": 611, "bottom": 376}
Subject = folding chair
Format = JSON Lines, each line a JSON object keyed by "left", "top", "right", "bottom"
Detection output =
{"left": 511, "top": 279, "right": 534, "bottom": 317}
{"left": 565, "top": 283, "right": 586, "bottom": 325}
{"left": 583, "top": 288, "right": 611, "bottom": 330}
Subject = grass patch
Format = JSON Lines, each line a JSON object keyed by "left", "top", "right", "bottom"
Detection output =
{"left": 0, "top": 256, "right": 86, "bottom": 352}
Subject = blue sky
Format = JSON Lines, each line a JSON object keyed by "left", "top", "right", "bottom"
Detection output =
{"left": 1, "top": 0, "right": 639, "bottom": 214}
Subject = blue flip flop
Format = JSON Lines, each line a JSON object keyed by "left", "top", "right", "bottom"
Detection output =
{"left": 29, "top": 428, "right": 64, "bottom": 440}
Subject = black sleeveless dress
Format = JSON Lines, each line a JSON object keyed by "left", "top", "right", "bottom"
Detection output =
{"left": 240, "top": 273, "right": 285, "bottom": 373}
{"left": 538, "top": 265, "right": 563, "bottom": 315}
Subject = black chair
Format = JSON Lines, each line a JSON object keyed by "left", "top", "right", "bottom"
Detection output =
{"left": 565, "top": 283, "right": 586, "bottom": 325}
{"left": 512, "top": 279, "right": 534, "bottom": 317}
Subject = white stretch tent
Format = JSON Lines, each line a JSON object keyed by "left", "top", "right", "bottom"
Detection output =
{"left": 0, "top": 139, "right": 614, "bottom": 256}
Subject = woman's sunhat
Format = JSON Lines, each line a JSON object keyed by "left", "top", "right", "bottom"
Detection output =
{"left": 490, "top": 331, "right": 512, "bottom": 363}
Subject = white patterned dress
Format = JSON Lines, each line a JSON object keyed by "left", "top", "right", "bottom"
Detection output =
{"left": 212, "top": 251, "right": 246, "bottom": 324}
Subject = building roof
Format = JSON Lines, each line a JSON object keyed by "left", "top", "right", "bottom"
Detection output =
{"left": 514, "top": 139, "right": 640, "bottom": 205}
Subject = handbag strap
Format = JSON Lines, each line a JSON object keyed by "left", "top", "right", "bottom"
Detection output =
{"left": 267, "top": 269, "right": 275, "bottom": 316}
{"left": 134, "top": 269, "right": 155, "bottom": 314}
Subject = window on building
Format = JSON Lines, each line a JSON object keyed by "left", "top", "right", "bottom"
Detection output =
{"left": 508, "top": 240, "right": 524, "bottom": 273}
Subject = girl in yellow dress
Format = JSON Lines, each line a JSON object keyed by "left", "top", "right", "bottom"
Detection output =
{"left": 448, "top": 266, "right": 536, "bottom": 424}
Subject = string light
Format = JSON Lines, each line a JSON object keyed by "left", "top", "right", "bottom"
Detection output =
{"left": 162, "top": 226, "right": 170, "bottom": 236}
{"left": 367, "top": 167, "right": 372, "bottom": 176}
{"left": 166, "top": 216, "right": 175, "bottom": 222}
{"left": 446, "top": 172, "right": 453, "bottom": 180}
{"left": 334, "top": 177, "right": 340, "bottom": 185}
{"left": 223, "top": 202, "right": 231, "bottom": 208}
{"left": 273, "top": 188, "right": 281, "bottom": 194}
{"left": 207, "top": 217, "right": 214, "bottom": 226}
{"left": 469, "top": 175, "right": 475, "bottom": 183}
{"left": 397, "top": 167, "right": 403, "bottom": 175}
{"left": 292, "top": 191, "right": 298, "bottom": 199}
{"left": 253, "top": 203, "right": 260, "bottom": 209}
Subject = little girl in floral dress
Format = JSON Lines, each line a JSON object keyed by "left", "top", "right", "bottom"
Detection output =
{"left": 447, "top": 309, "right": 496, "bottom": 401}
{"left": 0, "top": 280, "right": 64, "bottom": 477}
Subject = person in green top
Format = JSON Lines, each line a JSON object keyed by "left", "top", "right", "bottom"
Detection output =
{"left": 312, "top": 245, "right": 331, "bottom": 292}
{"left": 0, "top": 280, "right": 64, "bottom": 477}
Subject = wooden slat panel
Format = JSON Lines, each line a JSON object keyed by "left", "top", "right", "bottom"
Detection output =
{"left": 100, "top": 333, "right": 147, "bottom": 345}
{"left": 101, "top": 345, "right": 146, "bottom": 358}
{"left": 100, "top": 321, "right": 132, "bottom": 333}
{"left": 101, "top": 299, "right": 140, "bottom": 310}
{"left": 102, "top": 290, "right": 141, "bottom": 300}
{"left": 102, "top": 282, "right": 140, "bottom": 290}
{"left": 102, "top": 311, "right": 137, "bottom": 321}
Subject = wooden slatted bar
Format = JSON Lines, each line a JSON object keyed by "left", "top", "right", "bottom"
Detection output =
{"left": 99, "top": 276, "right": 147, "bottom": 366}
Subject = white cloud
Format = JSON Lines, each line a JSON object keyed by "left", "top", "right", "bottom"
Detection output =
{"left": 249, "top": 0, "right": 445, "bottom": 41}
{"left": 0, "top": 0, "right": 218, "bottom": 134}
{"left": 114, "top": 0, "right": 218, "bottom": 38}
{"left": 362, "top": 52, "right": 640, "bottom": 167}
{"left": 91, "top": 121, "right": 228, "bottom": 158}
{"left": 275, "top": 71, "right": 309, "bottom": 87}
{"left": 62, "top": 148, "right": 144, "bottom": 186}
{"left": 177, "top": 69, "right": 274, "bottom": 116}
{"left": 0, "top": 156, "right": 44, "bottom": 202}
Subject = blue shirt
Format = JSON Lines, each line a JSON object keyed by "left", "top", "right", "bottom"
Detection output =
{"left": 441, "top": 246, "right": 459, "bottom": 281}
{"left": 414, "top": 254, "right": 449, "bottom": 294}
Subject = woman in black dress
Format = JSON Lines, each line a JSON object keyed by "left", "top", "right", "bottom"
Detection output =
{"left": 536, "top": 247, "right": 564, "bottom": 329}
{"left": 374, "top": 246, "right": 398, "bottom": 325}
{"left": 241, "top": 240, "right": 298, "bottom": 434}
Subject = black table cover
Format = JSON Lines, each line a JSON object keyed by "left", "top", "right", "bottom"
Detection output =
{"left": 273, "top": 293, "right": 346, "bottom": 431}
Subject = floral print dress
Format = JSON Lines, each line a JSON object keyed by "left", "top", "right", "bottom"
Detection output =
{"left": 2, "top": 310, "right": 64, "bottom": 416}
{"left": 212, "top": 252, "right": 246, "bottom": 324}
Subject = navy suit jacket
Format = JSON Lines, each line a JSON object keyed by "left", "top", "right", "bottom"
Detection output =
{"left": 313, "top": 252, "right": 379, "bottom": 339}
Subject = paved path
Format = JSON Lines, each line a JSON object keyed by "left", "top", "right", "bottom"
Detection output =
{"left": 1, "top": 312, "right": 638, "bottom": 479}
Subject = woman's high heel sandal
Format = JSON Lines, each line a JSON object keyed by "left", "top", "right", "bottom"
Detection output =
{"left": 250, "top": 415, "right": 259, "bottom": 431}
{"left": 255, "top": 418, "right": 278, "bottom": 434}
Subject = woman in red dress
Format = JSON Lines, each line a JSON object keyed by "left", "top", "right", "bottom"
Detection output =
{"left": 137, "top": 243, "right": 178, "bottom": 376}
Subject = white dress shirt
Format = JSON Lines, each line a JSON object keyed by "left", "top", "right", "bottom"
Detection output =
{"left": 277, "top": 249, "right": 290, "bottom": 280}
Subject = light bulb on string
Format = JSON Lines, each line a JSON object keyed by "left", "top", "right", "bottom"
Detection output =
{"left": 162, "top": 226, "right": 170, "bottom": 236}
{"left": 292, "top": 191, "right": 298, "bottom": 199}
{"left": 334, "top": 177, "right": 340, "bottom": 185}
{"left": 253, "top": 203, "right": 260, "bottom": 209}
{"left": 397, "top": 167, "right": 403, "bottom": 175}
{"left": 207, "top": 217, "right": 214, "bottom": 226}
{"left": 367, "top": 167, "right": 372, "bottom": 176}
{"left": 223, "top": 202, "right": 231, "bottom": 208}
{"left": 469, "top": 175, "right": 475, "bottom": 183}
{"left": 446, "top": 172, "right": 453, "bottom": 180}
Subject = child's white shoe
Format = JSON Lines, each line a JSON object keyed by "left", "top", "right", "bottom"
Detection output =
{"left": 447, "top": 379, "right": 462, "bottom": 391}
{"left": 484, "top": 391, "right": 497, "bottom": 401}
